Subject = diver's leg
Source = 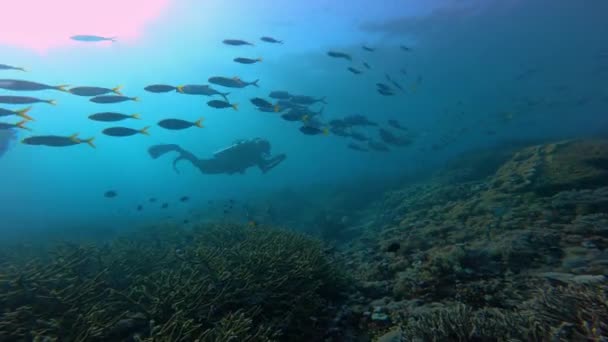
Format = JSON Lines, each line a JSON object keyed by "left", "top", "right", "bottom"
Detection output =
{"left": 148, "top": 144, "right": 202, "bottom": 174}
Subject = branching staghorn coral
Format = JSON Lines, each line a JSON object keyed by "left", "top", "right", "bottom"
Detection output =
{"left": 0, "top": 223, "right": 346, "bottom": 341}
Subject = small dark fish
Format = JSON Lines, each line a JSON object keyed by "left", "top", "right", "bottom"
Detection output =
{"left": 0, "top": 64, "right": 26, "bottom": 72}
{"left": 368, "top": 140, "right": 390, "bottom": 152}
{"left": 362, "top": 45, "right": 375, "bottom": 52}
{"left": 234, "top": 57, "right": 262, "bottom": 64}
{"left": 0, "top": 106, "right": 33, "bottom": 120}
{"left": 250, "top": 97, "right": 279, "bottom": 111}
{"left": 347, "top": 67, "right": 362, "bottom": 75}
{"left": 387, "top": 119, "right": 407, "bottom": 131}
{"left": 223, "top": 39, "right": 253, "bottom": 46}
{"left": 0, "top": 96, "right": 55, "bottom": 105}
{"left": 385, "top": 73, "right": 404, "bottom": 91}
{"left": 89, "top": 112, "right": 140, "bottom": 122}
{"left": 400, "top": 45, "right": 411, "bottom": 51}
{"left": 158, "top": 118, "right": 204, "bottom": 130}
{"left": 71, "top": 35, "right": 115, "bottom": 42}
{"left": 260, "top": 36, "right": 283, "bottom": 44}
{"left": 347, "top": 143, "right": 368, "bottom": 152}
{"left": 0, "top": 121, "right": 28, "bottom": 131}
{"left": 376, "top": 83, "right": 392, "bottom": 91}
{"left": 137, "top": 205, "right": 143, "bottom": 211}
{"left": 104, "top": 190, "right": 117, "bottom": 198}
{"left": 207, "top": 100, "right": 238, "bottom": 110}
{"left": 363, "top": 62, "right": 371, "bottom": 69}
{"left": 70, "top": 85, "right": 122, "bottom": 96}
{"left": 161, "top": 203, "right": 169, "bottom": 209}
{"left": 299, "top": 125, "right": 328, "bottom": 136}
{"left": 21, "top": 133, "right": 95, "bottom": 148}
{"left": 208, "top": 76, "right": 259, "bottom": 88}
{"left": 144, "top": 84, "right": 176, "bottom": 93}
{"left": 102, "top": 126, "right": 149, "bottom": 137}
{"left": 149, "top": 198, "right": 157, "bottom": 203}
{"left": 180, "top": 196, "right": 190, "bottom": 202}
{"left": 378, "top": 89, "right": 395, "bottom": 96}
{"left": 176, "top": 84, "right": 229, "bottom": 100}
{"left": 0, "top": 79, "right": 67, "bottom": 92}
{"left": 327, "top": 51, "right": 352, "bottom": 61}
{"left": 269, "top": 91, "right": 291, "bottom": 99}
{"left": 290, "top": 95, "right": 326, "bottom": 105}
{"left": 90, "top": 95, "right": 138, "bottom": 104}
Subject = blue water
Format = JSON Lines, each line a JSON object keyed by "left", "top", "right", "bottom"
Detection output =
{"left": 0, "top": 0, "right": 607, "bottom": 236}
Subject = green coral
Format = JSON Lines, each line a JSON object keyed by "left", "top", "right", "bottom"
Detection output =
{"left": 0, "top": 223, "right": 346, "bottom": 341}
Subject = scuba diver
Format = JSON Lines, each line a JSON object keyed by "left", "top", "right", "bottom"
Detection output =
{"left": 148, "top": 138, "right": 286, "bottom": 175}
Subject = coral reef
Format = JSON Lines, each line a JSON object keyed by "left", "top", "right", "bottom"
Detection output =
{"left": 0, "top": 224, "right": 347, "bottom": 341}
{"left": 335, "top": 139, "right": 608, "bottom": 341}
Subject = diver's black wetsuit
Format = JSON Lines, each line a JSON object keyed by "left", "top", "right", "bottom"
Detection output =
{"left": 148, "top": 138, "right": 286, "bottom": 175}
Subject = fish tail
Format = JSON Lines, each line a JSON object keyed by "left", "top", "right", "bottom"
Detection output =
{"left": 320, "top": 96, "right": 327, "bottom": 104}
{"left": 17, "top": 106, "right": 34, "bottom": 121}
{"left": 47, "top": 99, "right": 57, "bottom": 106}
{"left": 251, "top": 79, "right": 260, "bottom": 87}
{"left": 112, "top": 85, "right": 123, "bottom": 95}
{"left": 56, "top": 85, "right": 69, "bottom": 92}
{"left": 68, "top": 133, "right": 80, "bottom": 143}
{"left": 16, "top": 120, "right": 30, "bottom": 131}
{"left": 195, "top": 118, "right": 204, "bottom": 128}
{"left": 232, "top": 103, "right": 239, "bottom": 111}
{"left": 131, "top": 113, "right": 141, "bottom": 120}
{"left": 109, "top": 37, "right": 117, "bottom": 42}
{"left": 318, "top": 107, "right": 325, "bottom": 116}
{"left": 83, "top": 137, "right": 96, "bottom": 148}
{"left": 17, "top": 67, "right": 27, "bottom": 72}
{"left": 132, "top": 97, "right": 140, "bottom": 102}
{"left": 301, "top": 115, "right": 309, "bottom": 123}
{"left": 139, "top": 126, "right": 150, "bottom": 135}
{"left": 176, "top": 85, "right": 185, "bottom": 93}
{"left": 323, "top": 127, "right": 330, "bottom": 136}
{"left": 273, "top": 104, "right": 280, "bottom": 113}
{"left": 221, "top": 92, "right": 230, "bottom": 101}
{"left": 257, "top": 57, "right": 263, "bottom": 62}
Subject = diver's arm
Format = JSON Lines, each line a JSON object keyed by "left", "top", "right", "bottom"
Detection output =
{"left": 258, "top": 154, "right": 286, "bottom": 173}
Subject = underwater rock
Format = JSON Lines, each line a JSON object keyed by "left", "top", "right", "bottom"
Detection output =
{"left": 492, "top": 140, "right": 608, "bottom": 195}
